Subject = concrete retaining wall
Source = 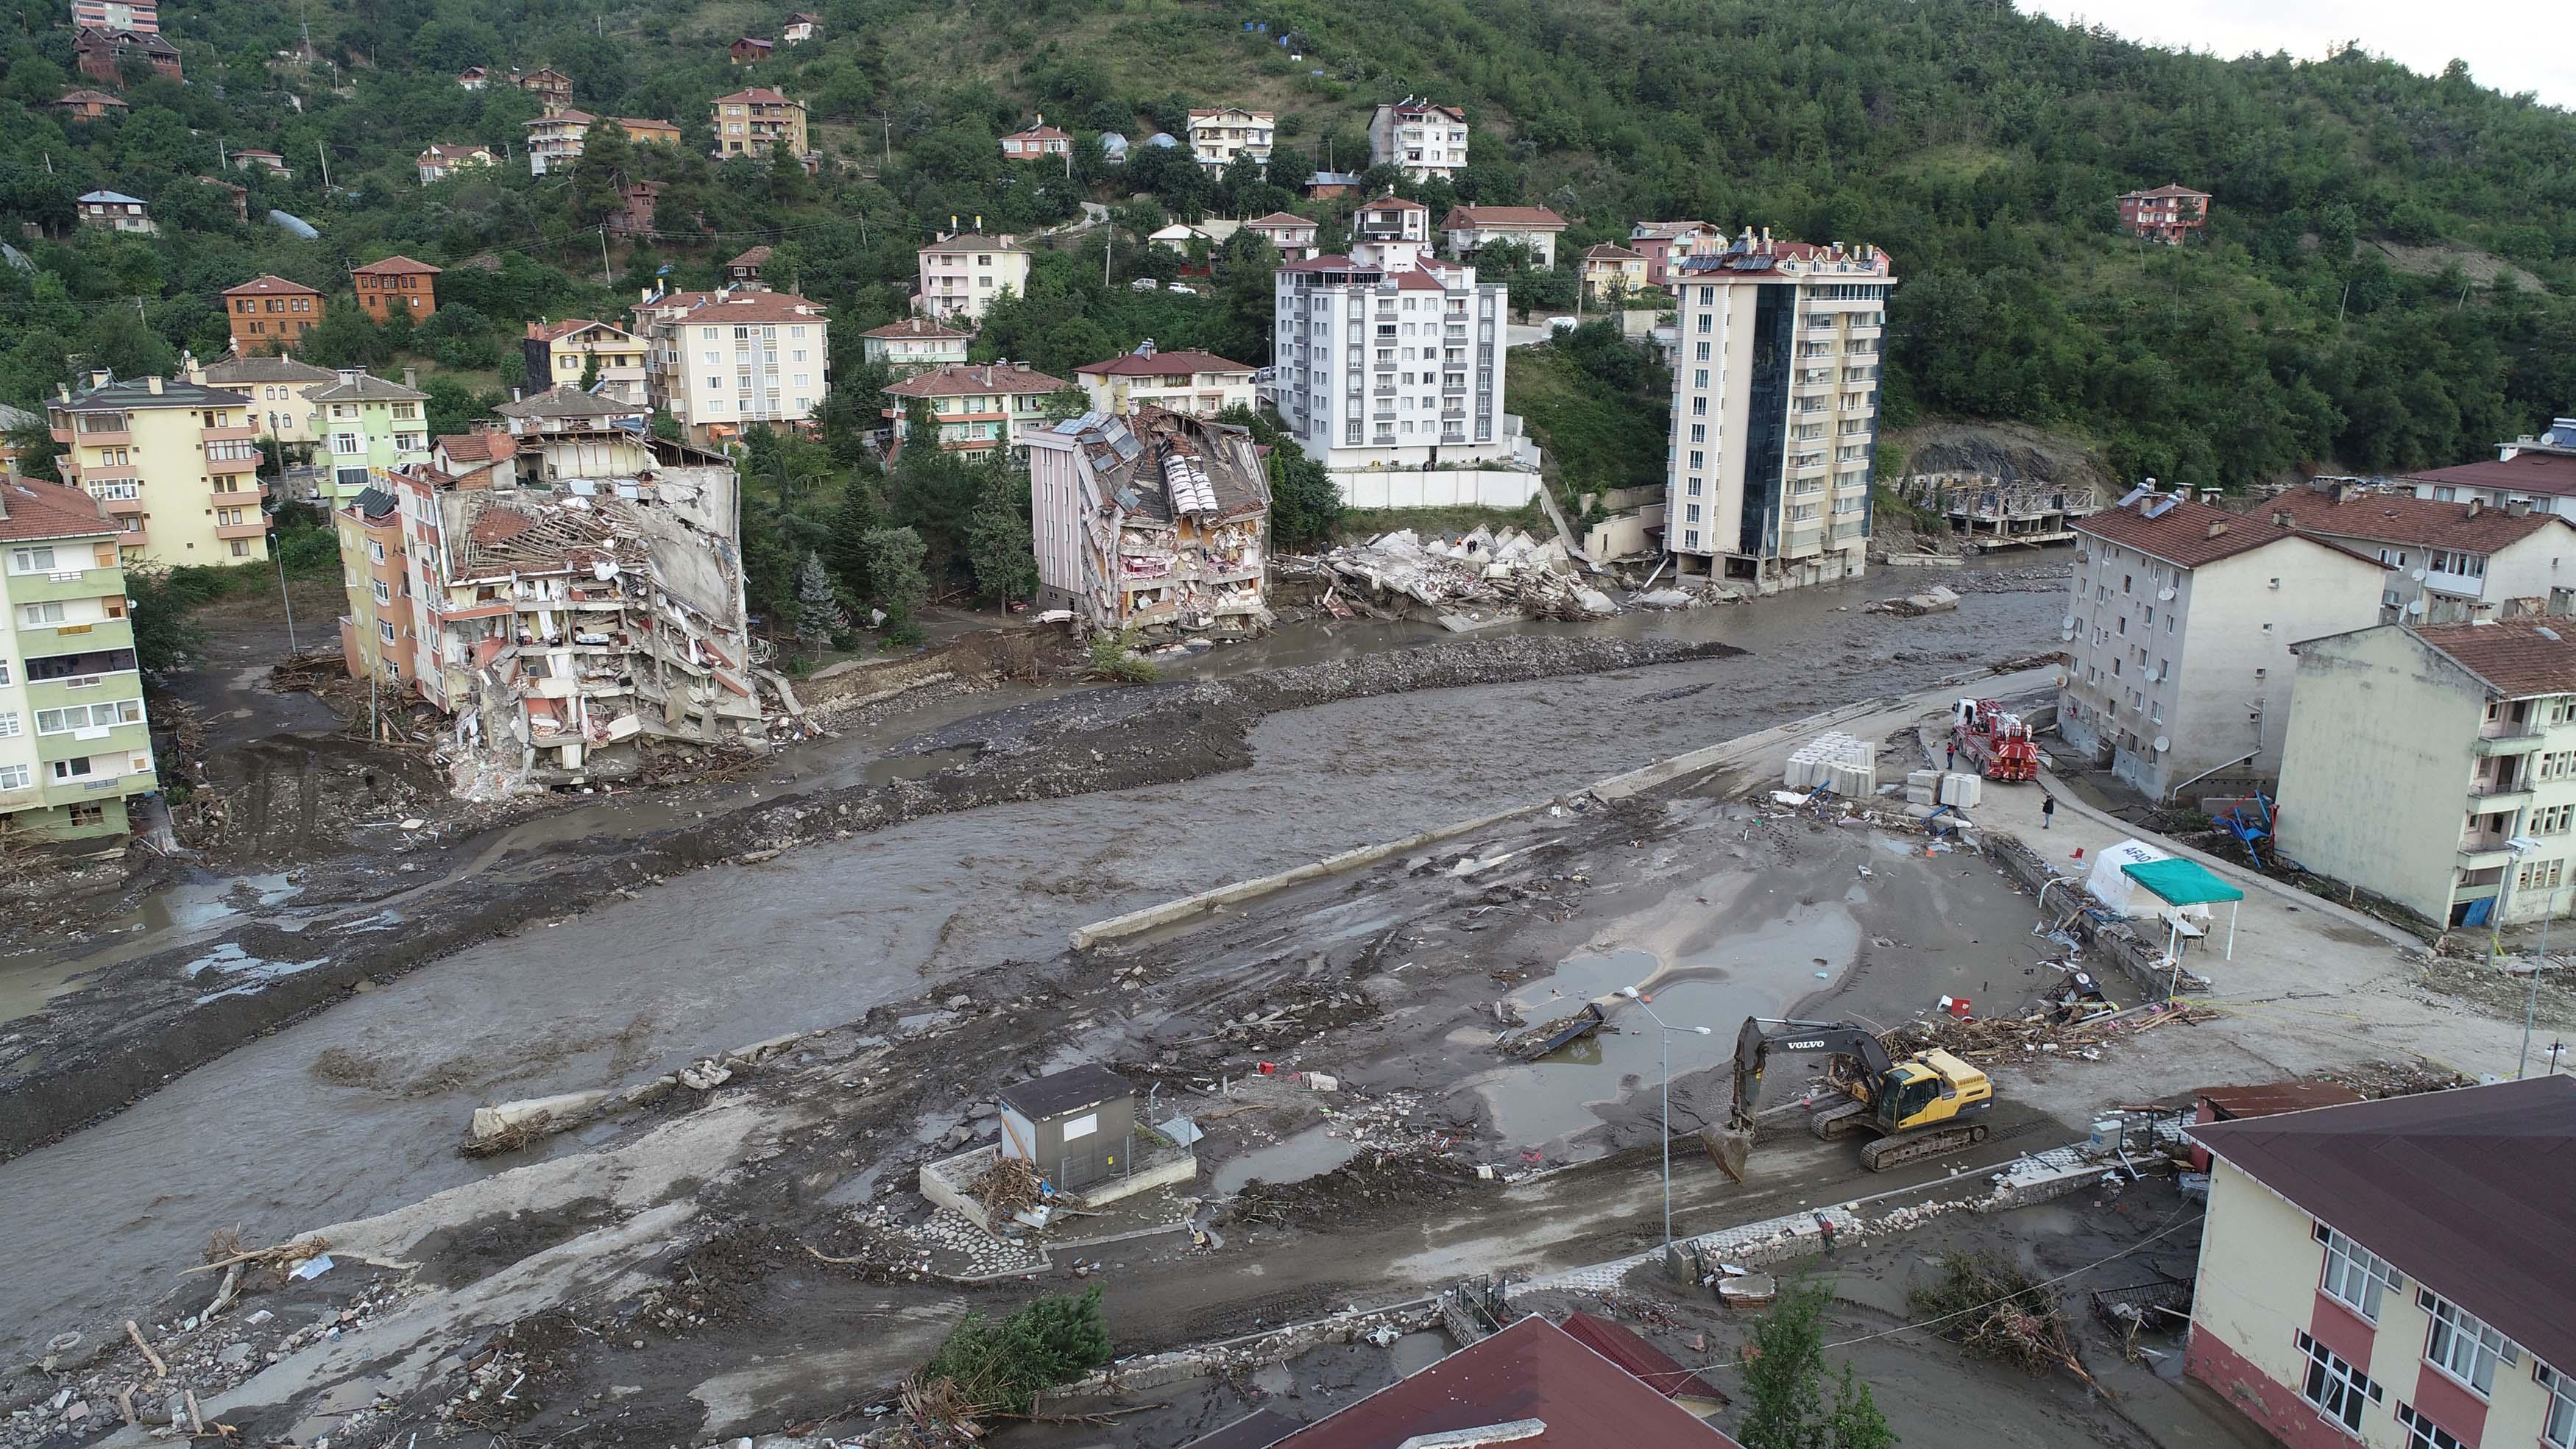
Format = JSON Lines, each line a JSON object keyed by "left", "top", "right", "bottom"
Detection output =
{"left": 1334, "top": 469, "right": 1541, "bottom": 511}
{"left": 1981, "top": 831, "right": 2209, "bottom": 995}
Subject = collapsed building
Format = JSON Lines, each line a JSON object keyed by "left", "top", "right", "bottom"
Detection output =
{"left": 1897, "top": 470, "right": 2100, "bottom": 548}
{"left": 336, "top": 428, "right": 773, "bottom": 794}
{"left": 1025, "top": 406, "right": 1272, "bottom": 639}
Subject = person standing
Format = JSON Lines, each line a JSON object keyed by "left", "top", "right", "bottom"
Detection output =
{"left": 2042, "top": 793, "right": 2057, "bottom": 830}
{"left": 1945, "top": 742, "right": 1957, "bottom": 770}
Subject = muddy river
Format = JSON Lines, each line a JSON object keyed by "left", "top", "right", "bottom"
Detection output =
{"left": 0, "top": 561, "right": 2062, "bottom": 1352}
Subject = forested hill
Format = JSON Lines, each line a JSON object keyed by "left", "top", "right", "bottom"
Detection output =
{"left": 2, "top": 0, "right": 2575, "bottom": 491}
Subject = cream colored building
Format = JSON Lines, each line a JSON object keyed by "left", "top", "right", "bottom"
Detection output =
{"left": 2187, "top": 1077, "right": 2576, "bottom": 1449}
{"left": 188, "top": 350, "right": 334, "bottom": 445}
{"left": 2279, "top": 618, "right": 2576, "bottom": 928}
{"left": 2265, "top": 481, "right": 2576, "bottom": 625}
{"left": 521, "top": 319, "right": 651, "bottom": 405}
{"left": 1663, "top": 229, "right": 1892, "bottom": 593}
{"left": 1367, "top": 99, "right": 1468, "bottom": 182}
{"left": 2061, "top": 490, "right": 2384, "bottom": 801}
{"left": 1073, "top": 344, "right": 1256, "bottom": 419}
{"left": 1186, "top": 107, "right": 1273, "bottom": 170}
{"left": 46, "top": 371, "right": 268, "bottom": 568}
{"left": 859, "top": 318, "right": 970, "bottom": 378}
{"left": 630, "top": 287, "right": 830, "bottom": 442}
{"left": 711, "top": 88, "right": 807, "bottom": 160}
{"left": 916, "top": 233, "right": 1029, "bottom": 324}
{"left": 882, "top": 363, "right": 1066, "bottom": 460}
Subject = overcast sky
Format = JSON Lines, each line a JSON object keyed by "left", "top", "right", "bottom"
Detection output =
{"left": 2020, "top": 0, "right": 2576, "bottom": 110}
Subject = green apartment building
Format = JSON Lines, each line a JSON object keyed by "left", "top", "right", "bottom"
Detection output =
{"left": 1, "top": 475, "right": 158, "bottom": 840}
{"left": 308, "top": 369, "right": 431, "bottom": 502}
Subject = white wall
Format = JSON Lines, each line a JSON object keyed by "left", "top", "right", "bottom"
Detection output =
{"left": 1332, "top": 468, "right": 1539, "bottom": 510}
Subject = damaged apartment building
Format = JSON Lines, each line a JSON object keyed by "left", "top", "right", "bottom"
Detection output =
{"left": 336, "top": 427, "right": 770, "bottom": 793}
{"left": 1025, "top": 407, "right": 1272, "bottom": 639}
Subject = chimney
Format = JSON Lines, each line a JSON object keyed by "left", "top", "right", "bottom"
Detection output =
{"left": 2205, "top": 521, "right": 2228, "bottom": 539}
{"left": 2199, "top": 487, "right": 2220, "bottom": 504}
{"left": 339, "top": 369, "right": 358, "bottom": 386}
{"left": 91, "top": 369, "right": 113, "bottom": 390}
{"left": 511, "top": 387, "right": 523, "bottom": 403}
{"left": 403, "top": 366, "right": 418, "bottom": 389}
{"left": 2508, "top": 498, "right": 2533, "bottom": 517}
{"left": 146, "top": 375, "right": 163, "bottom": 395}
{"left": 2466, "top": 497, "right": 2483, "bottom": 518}
{"left": 2271, "top": 509, "right": 2292, "bottom": 528}
{"left": 974, "top": 213, "right": 983, "bottom": 233}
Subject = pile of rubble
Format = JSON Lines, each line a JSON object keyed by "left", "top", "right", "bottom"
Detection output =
{"left": 1864, "top": 584, "right": 1961, "bottom": 617}
{"left": 1885, "top": 998, "right": 2215, "bottom": 1066}
{"left": 1292, "top": 528, "right": 1616, "bottom": 623}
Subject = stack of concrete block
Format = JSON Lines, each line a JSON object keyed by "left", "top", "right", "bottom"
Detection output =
{"left": 1784, "top": 731, "right": 1876, "bottom": 796}
{"left": 1939, "top": 771, "right": 1983, "bottom": 808}
{"left": 1905, "top": 769, "right": 1939, "bottom": 807}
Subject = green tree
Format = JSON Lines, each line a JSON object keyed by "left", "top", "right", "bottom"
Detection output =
{"left": 578, "top": 352, "right": 601, "bottom": 392}
{"left": 1738, "top": 1280, "right": 1896, "bottom": 1449}
{"left": 861, "top": 525, "right": 928, "bottom": 618}
{"left": 795, "top": 550, "right": 846, "bottom": 657}
{"left": 965, "top": 467, "right": 1036, "bottom": 604}
{"left": 1040, "top": 383, "right": 1089, "bottom": 421}
{"left": 923, "top": 1285, "right": 1113, "bottom": 1415}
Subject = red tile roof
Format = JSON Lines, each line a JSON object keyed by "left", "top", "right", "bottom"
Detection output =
{"left": 2076, "top": 493, "right": 2377, "bottom": 571}
{"left": 2265, "top": 489, "right": 2574, "bottom": 553}
{"left": 437, "top": 431, "right": 517, "bottom": 464}
{"left": 1583, "top": 243, "right": 1646, "bottom": 261}
{"left": 0, "top": 474, "right": 116, "bottom": 544}
{"left": 635, "top": 289, "right": 827, "bottom": 325}
{"left": 1555, "top": 1312, "right": 1730, "bottom": 1406}
{"left": 1075, "top": 350, "right": 1253, "bottom": 378}
{"left": 2191, "top": 1077, "right": 2576, "bottom": 1381}
{"left": 1247, "top": 211, "right": 1314, "bottom": 227}
{"left": 224, "top": 274, "right": 322, "bottom": 298}
{"left": 2123, "top": 183, "right": 2210, "bottom": 199}
{"left": 528, "top": 318, "right": 635, "bottom": 343}
{"left": 2411, "top": 617, "right": 2576, "bottom": 698}
{"left": 1002, "top": 124, "right": 1072, "bottom": 143}
{"left": 54, "top": 88, "right": 127, "bottom": 108}
{"left": 861, "top": 317, "right": 968, "bottom": 341}
{"left": 712, "top": 87, "right": 794, "bottom": 106}
{"left": 2404, "top": 450, "right": 2576, "bottom": 500}
{"left": 726, "top": 245, "right": 773, "bottom": 269}
{"left": 1440, "top": 205, "right": 1568, "bottom": 230}
{"left": 353, "top": 255, "right": 442, "bottom": 276}
{"left": 1265, "top": 1317, "right": 1740, "bottom": 1448}
{"left": 885, "top": 363, "right": 1066, "bottom": 398}
{"left": 419, "top": 144, "right": 488, "bottom": 161}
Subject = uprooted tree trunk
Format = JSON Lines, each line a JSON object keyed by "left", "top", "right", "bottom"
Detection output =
{"left": 1909, "top": 1251, "right": 2108, "bottom": 1396}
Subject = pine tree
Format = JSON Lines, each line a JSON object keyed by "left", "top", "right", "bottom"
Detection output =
{"left": 966, "top": 467, "right": 1037, "bottom": 605}
{"left": 794, "top": 550, "right": 845, "bottom": 659}
{"left": 1827, "top": 1364, "right": 1897, "bottom": 1449}
{"left": 578, "top": 352, "right": 602, "bottom": 392}
{"left": 1738, "top": 1280, "right": 1830, "bottom": 1449}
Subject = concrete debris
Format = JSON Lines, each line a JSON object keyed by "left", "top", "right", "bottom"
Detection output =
{"left": 1284, "top": 527, "right": 1613, "bottom": 623}
{"left": 1865, "top": 584, "right": 1962, "bottom": 617}
{"left": 1783, "top": 730, "right": 1877, "bottom": 796}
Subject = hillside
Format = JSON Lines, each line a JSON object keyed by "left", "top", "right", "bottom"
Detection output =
{"left": 2, "top": 0, "right": 2575, "bottom": 525}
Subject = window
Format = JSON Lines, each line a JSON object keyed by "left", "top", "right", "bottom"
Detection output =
{"left": 2537, "top": 804, "right": 2576, "bottom": 835}
{"left": 0, "top": 763, "right": 26, "bottom": 790}
{"left": 2394, "top": 1405, "right": 2464, "bottom": 1449}
{"left": 0, "top": 712, "right": 15, "bottom": 737}
{"left": 35, "top": 700, "right": 142, "bottom": 734}
{"left": 2421, "top": 1289, "right": 2516, "bottom": 1395}
{"left": 51, "top": 756, "right": 96, "bottom": 781}
{"left": 19, "top": 601, "right": 66, "bottom": 626}
{"left": 378, "top": 620, "right": 396, "bottom": 644}
{"left": 2298, "top": 1331, "right": 2381, "bottom": 1434}
{"left": 8, "top": 546, "right": 58, "bottom": 573}
{"left": 2522, "top": 858, "right": 2566, "bottom": 891}
{"left": 2540, "top": 1361, "right": 2575, "bottom": 1449}
{"left": 2315, "top": 1222, "right": 2402, "bottom": 1321}
{"left": 1061, "top": 1112, "right": 1097, "bottom": 1141}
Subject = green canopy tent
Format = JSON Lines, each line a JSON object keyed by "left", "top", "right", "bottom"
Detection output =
{"left": 2121, "top": 857, "right": 2246, "bottom": 990}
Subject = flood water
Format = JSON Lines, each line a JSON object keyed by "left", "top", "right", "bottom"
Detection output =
{"left": 0, "top": 559, "right": 2063, "bottom": 1350}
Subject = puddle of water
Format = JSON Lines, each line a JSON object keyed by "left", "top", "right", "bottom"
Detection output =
{"left": 1212, "top": 1124, "right": 1365, "bottom": 1194}
{"left": 1479, "top": 977, "right": 1737, "bottom": 1147}
{"left": 1390, "top": 1331, "right": 1448, "bottom": 1377}
{"left": 1507, "top": 946, "right": 1661, "bottom": 1014}
{"left": 185, "top": 942, "right": 333, "bottom": 1005}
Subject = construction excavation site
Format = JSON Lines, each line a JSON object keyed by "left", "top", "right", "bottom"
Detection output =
{"left": 2, "top": 628, "right": 2541, "bottom": 1449}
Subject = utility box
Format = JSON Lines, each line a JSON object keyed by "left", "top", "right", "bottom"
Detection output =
{"left": 997, "top": 1064, "right": 1136, "bottom": 1193}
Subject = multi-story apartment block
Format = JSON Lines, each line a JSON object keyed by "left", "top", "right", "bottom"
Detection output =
{"left": 1439, "top": 205, "right": 1568, "bottom": 268}
{"left": 2185, "top": 1077, "right": 2576, "bottom": 1449}
{"left": 999, "top": 121, "right": 1072, "bottom": 161}
{"left": 1270, "top": 241, "right": 1510, "bottom": 471}
{"left": 0, "top": 475, "right": 156, "bottom": 840}
{"left": 307, "top": 369, "right": 431, "bottom": 503}
{"left": 1628, "top": 221, "right": 1719, "bottom": 292}
{"left": 1662, "top": 229, "right": 1893, "bottom": 592}
{"left": 351, "top": 255, "right": 441, "bottom": 323}
{"left": 334, "top": 431, "right": 759, "bottom": 786}
{"left": 221, "top": 275, "right": 324, "bottom": 354}
{"left": 521, "top": 319, "right": 651, "bottom": 405}
{"left": 2265, "top": 482, "right": 2576, "bottom": 626}
{"left": 1367, "top": 99, "right": 1468, "bottom": 182}
{"left": 47, "top": 372, "right": 268, "bottom": 567}
{"left": 711, "top": 88, "right": 807, "bottom": 160}
{"left": 882, "top": 363, "right": 1068, "bottom": 460}
{"left": 186, "top": 350, "right": 334, "bottom": 446}
{"left": 2059, "top": 489, "right": 2383, "bottom": 801}
{"left": 75, "top": 191, "right": 152, "bottom": 234}
{"left": 2279, "top": 618, "right": 2576, "bottom": 927}
{"left": 1345, "top": 194, "right": 1433, "bottom": 266}
{"left": 631, "top": 287, "right": 830, "bottom": 443}
{"left": 1073, "top": 343, "right": 1256, "bottom": 419}
{"left": 916, "top": 233, "right": 1030, "bottom": 324}
{"left": 2403, "top": 421, "right": 2576, "bottom": 520}
{"left": 2118, "top": 183, "right": 2210, "bottom": 244}
{"left": 523, "top": 110, "right": 679, "bottom": 176}
{"left": 1027, "top": 408, "right": 1270, "bottom": 638}
{"left": 1245, "top": 211, "right": 1320, "bottom": 260}
{"left": 1186, "top": 107, "right": 1273, "bottom": 171}
{"left": 71, "top": 0, "right": 155, "bottom": 34}
{"left": 858, "top": 318, "right": 970, "bottom": 379}
{"left": 415, "top": 144, "right": 495, "bottom": 184}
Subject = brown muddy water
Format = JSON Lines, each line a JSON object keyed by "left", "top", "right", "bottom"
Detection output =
{"left": 0, "top": 559, "right": 2064, "bottom": 1353}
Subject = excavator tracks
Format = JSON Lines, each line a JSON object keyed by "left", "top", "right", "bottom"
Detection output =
{"left": 1858, "top": 1121, "right": 1989, "bottom": 1172}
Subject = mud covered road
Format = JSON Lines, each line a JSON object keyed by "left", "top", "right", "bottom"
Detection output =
{"left": 0, "top": 566, "right": 2064, "bottom": 1356}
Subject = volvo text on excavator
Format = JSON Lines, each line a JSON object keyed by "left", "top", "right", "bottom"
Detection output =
{"left": 1703, "top": 1017, "right": 1995, "bottom": 1183}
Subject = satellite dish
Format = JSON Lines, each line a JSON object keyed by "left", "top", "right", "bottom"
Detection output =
{"left": 2154, "top": 735, "right": 2170, "bottom": 753}
{"left": 2061, "top": 629, "right": 2076, "bottom": 642}
{"left": 2407, "top": 599, "right": 2428, "bottom": 615}
{"left": 2062, "top": 614, "right": 2078, "bottom": 630}
{"left": 2411, "top": 568, "right": 2428, "bottom": 581}
{"left": 2157, "top": 587, "right": 2176, "bottom": 601}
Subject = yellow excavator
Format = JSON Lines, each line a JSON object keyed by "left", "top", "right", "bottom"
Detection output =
{"left": 1705, "top": 1017, "right": 1995, "bottom": 1182}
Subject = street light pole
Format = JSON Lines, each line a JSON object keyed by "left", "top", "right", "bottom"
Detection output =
{"left": 1619, "top": 986, "right": 1711, "bottom": 1253}
{"left": 2522, "top": 877, "right": 2561, "bottom": 1079}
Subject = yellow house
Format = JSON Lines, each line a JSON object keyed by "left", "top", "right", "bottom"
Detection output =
{"left": 1579, "top": 243, "right": 1649, "bottom": 307}
{"left": 1072, "top": 344, "right": 1257, "bottom": 419}
{"left": 521, "top": 319, "right": 651, "bottom": 405}
{"left": 188, "top": 350, "right": 336, "bottom": 447}
{"left": 2187, "top": 1077, "right": 2576, "bottom": 1449}
{"left": 47, "top": 371, "right": 269, "bottom": 568}
{"left": 711, "top": 88, "right": 807, "bottom": 160}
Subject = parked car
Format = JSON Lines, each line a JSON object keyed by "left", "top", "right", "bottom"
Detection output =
{"left": 1129, "top": 277, "right": 1161, "bottom": 291}
{"left": 1166, "top": 283, "right": 1197, "bottom": 296}
{"left": 1546, "top": 315, "right": 1578, "bottom": 333}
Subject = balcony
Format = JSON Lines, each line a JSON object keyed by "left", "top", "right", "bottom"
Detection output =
{"left": 2476, "top": 722, "right": 2548, "bottom": 755}
{"left": 2467, "top": 777, "right": 2533, "bottom": 811}
{"left": 209, "top": 486, "right": 263, "bottom": 509}
{"left": 214, "top": 521, "right": 267, "bottom": 541}
{"left": 202, "top": 424, "right": 261, "bottom": 444}
{"left": 2458, "top": 833, "right": 2516, "bottom": 869}
{"left": 63, "top": 425, "right": 132, "bottom": 447}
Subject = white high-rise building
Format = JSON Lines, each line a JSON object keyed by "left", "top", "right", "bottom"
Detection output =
{"left": 1272, "top": 230, "right": 1509, "bottom": 471}
{"left": 1664, "top": 228, "right": 1895, "bottom": 593}
{"left": 1367, "top": 100, "right": 1468, "bottom": 183}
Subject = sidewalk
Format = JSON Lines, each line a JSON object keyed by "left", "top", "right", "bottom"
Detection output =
{"left": 1912, "top": 706, "right": 2534, "bottom": 1083}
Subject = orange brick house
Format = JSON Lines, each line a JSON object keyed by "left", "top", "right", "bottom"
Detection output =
{"left": 351, "top": 256, "right": 442, "bottom": 323}
{"left": 222, "top": 274, "right": 324, "bottom": 353}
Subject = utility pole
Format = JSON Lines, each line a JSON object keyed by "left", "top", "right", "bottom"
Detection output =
{"left": 270, "top": 530, "right": 298, "bottom": 653}
{"left": 2522, "top": 881, "right": 2560, "bottom": 1077}
{"left": 316, "top": 140, "right": 332, "bottom": 192}
{"left": 598, "top": 225, "right": 612, "bottom": 286}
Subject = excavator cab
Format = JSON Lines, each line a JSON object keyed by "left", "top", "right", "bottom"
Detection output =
{"left": 1877, "top": 1051, "right": 1991, "bottom": 1133}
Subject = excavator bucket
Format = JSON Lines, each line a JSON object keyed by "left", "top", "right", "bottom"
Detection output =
{"left": 1700, "top": 1126, "right": 1752, "bottom": 1185}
